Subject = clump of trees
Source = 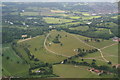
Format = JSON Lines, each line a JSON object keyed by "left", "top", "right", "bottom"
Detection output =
{"left": 52, "top": 34, "right": 61, "bottom": 43}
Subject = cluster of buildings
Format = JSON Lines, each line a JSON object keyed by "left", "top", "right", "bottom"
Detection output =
{"left": 112, "top": 37, "right": 120, "bottom": 42}
{"left": 88, "top": 68, "right": 104, "bottom": 75}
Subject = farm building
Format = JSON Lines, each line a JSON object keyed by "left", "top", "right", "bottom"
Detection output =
{"left": 21, "top": 35, "right": 27, "bottom": 38}
{"left": 112, "top": 37, "right": 120, "bottom": 42}
{"left": 89, "top": 68, "right": 103, "bottom": 75}
{"left": 112, "top": 64, "right": 120, "bottom": 69}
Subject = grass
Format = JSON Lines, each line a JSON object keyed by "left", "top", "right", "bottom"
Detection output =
{"left": 43, "top": 17, "right": 74, "bottom": 24}
{"left": 21, "top": 12, "right": 39, "bottom": 16}
{"left": 2, "top": 44, "right": 29, "bottom": 77}
{"left": 82, "top": 16, "right": 101, "bottom": 20}
{"left": 69, "top": 26, "right": 89, "bottom": 31}
{"left": 87, "top": 39, "right": 116, "bottom": 49}
{"left": 69, "top": 16, "right": 81, "bottom": 19}
{"left": 19, "top": 35, "right": 66, "bottom": 63}
{"left": 101, "top": 44, "right": 118, "bottom": 64}
{"left": 82, "top": 13, "right": 90, "bottom": 16}
{"left": 53, "top": 64, "right": 114, "bottom": 78}
{"left": 73, "top": 55, "right": 109, "bottom": 66}
{"left": 46, "top": 30, "right": 94, "bottom": 57}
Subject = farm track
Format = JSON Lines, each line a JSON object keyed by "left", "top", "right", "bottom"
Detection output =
{"left": 44, "top": 32, "right": 118, "bottom": 63}
{"left": 44, "top": 33, "right": 70, "bottom": 58}
{"left": 68, "top": 34, "right": 115, "bottom": 62}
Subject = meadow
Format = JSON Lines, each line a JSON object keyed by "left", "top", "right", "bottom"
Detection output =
{"left": 53, "top": 64, "right": 114, "bottom": 78}
{"left": 18, "top": 35, "right": 66, "bottom": 63}
{"left": 2, "top": 44, "right": 30, "bottom": 77}
{"left": 43, "top": 17, "right": 74, "bottom": 24}
{"left": 46, "top": 30, "right": 94, "bottom": 57}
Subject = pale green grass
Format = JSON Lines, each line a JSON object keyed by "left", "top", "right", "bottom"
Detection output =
{"left": 46, "top": 30, "right": 94, "bottom": 57}
{"left": 2, "top": 44, "right": 29, "bottom": 76}
{"left": 88, "top": 39, "right": 116, "bottom": 49}
{"left": 21, "top": 12, "right": 39, "bottom": 16}
{"left": 53, "top": 64, "right": 114, "bottom": 78}
{"left": 69, "top": 26, "right": 89, "bottom": 31}
{"left": 69, "top": 16, "right": 81, "bottom": 19}
{"left": 43, "top": 17, "right": 74, "bottom": 24}
{"left": 101, "top": 44, "right": 118, "bottom": 64}
{"left": 20, "top": 35, "right": 66, "bottom": 63}
{"left": 82, "top": 16, "right": 101, "bottom": 20}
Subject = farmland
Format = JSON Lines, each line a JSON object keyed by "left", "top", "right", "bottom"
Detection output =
{"left": 2, "top": 2, "right": 119, "bottom": 78}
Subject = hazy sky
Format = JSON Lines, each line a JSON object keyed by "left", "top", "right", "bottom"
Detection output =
{"left": 1, "top": 0, "right": 119, "bottom": 2}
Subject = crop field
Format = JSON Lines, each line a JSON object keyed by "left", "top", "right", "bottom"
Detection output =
{"left": 69, "top": 16, "right": 81, "bottom": 19}
{"left": 82, "top": 16, "right": 101, "bottom": 20}
{"left": 19, "top": 35, "right": 66, "bottom": 63}
{"left": 43, "top": 17, "right": 74, "bottom": 24}
{"left": 82, "top": 13, "right": 90, "bottom": 16}
{"left": 53, "top": 64, "right": 114, "bottom": 78}
{"left": 47, "top": 13, "right": 68, "bottom": 17}
{"left": 69, "top": 26, "right": 89, "bottom": 31}
{"left": 2, "top": 44, "right": 29, "bottom": 76}
{"left": 46, "top": 30, "right": 94, "bottom": 57}
{"left": 20, "top": 12, "right": 39, "bottom": 16}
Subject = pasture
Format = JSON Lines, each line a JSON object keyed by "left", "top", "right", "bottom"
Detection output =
{"left": 19, "top": 35, "right": 66, "bottom": 63}
{"left": 43, "top": 17, "right": 74, "bottom": 24}
{"left": 69, "top": 26, "right": 89, "bottom": 31}
{"left": 2, "top": 44, "right": 29, "bottom": 77}
{"left": 53, "top": 64, "right": 114, "bottom": 78}
{"left": 101, "top": 44, "right": 118, "bottom": 64}
{"left": 20, "top": 12, "right": 39, "bottom": 16}
{"left": 46, "top": 30, "right": 94, "bottom": 57}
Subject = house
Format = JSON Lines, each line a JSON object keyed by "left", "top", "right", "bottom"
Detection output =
{"left": 49, "top": 26, "right": 53, "bottom": 29}
{"left": 87, "top": 22, "right": 92, "bottom": 24}
{"left": 112, "top": 64, "right": 120, "bottom": 69}
{"left": 35, "top": 70, "right": 41, "bottom": 73}
{"left": 112, "top": 37, "right": 120, "bottom": 42}
{"left": 89, "top": 68, "right": 103, "bottom": 75}
{"left": 21, "top": 35, "right": 27, "bottom": 38}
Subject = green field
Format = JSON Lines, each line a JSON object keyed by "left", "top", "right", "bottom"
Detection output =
{"left": 19, "top": 35, "right": 66, "bottom": 63}
{"left": 21, "top": 12, "right": 39, "bottom": 16}
{"left": 2, "top": 44, "right": 30, "bottom": 77}
{"left": 69, "top": 16, "right": 81, "bottom": 19}
{"left": 53, "top": 64, "right": 114, "bottom": 78}
{"left": 46, "top": 30, "right": 94, "bottom": 57}
{"left": 101, "top": 44, "right": 118, "bottom": 64}
{"left": 43, "top": 17, "right": 74, "bottom": 24}
{"left": 69, "top": 26, "right": 89, "bottom": 31}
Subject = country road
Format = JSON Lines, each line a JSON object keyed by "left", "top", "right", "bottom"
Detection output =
{"left": 44, "top": 32, "right": 118, "bottom": 63}
{"left": 44, "top": 33, "right": 70, "bottom": 57}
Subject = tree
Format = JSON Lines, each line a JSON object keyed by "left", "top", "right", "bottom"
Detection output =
{"left": 81, "top": 59, "right": 84, "bottom": 61}
{"left": 92, "top": 59, "right": 96, "bottom": 62}
{"left": 60, "top": 43, "right": 63, "bottom": 46}
{"left": 6, "top": 56, "right": 10, "bottom": 60}
{"left": 108, "top": 61, "right": 112, "bottom": 65}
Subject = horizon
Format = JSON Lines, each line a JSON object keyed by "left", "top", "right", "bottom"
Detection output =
{"left": 1, "top": 0, "right": 119, "bottom": 2}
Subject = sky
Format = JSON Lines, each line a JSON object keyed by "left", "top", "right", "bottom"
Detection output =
{"left": 1, "top": 0, "right": 119, "bottom": 2}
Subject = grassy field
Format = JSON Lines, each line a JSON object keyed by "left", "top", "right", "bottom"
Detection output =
{"left": 2, "top": 44, "right": 29, "bottom": 77}
{"left": 43, "top": 17, "right": 74, "bottom": 24}
{"left": 69, "top": 26, "right": 89, "bottom": 31}
{"left": 87, "top": 39, "right": 116, "bottom": 49}
{"left": 19, "top": 35, "right": 66, "bottom": 63}
{"left": 21, "top": 12, "right": 39, "bottom": 16}
{"left": 82, "top": 16, "right": 101, "bottom": 20}
{"left": 69, "top": 16, "right": 81, "bottom": 19}
{"left": 46, "top": 30, "right": 94, "bottom": 57}
{"left": 72, "top": 53, "right": 110, "bottom": 66}
{"left": 101, "top": 44, "right": 118, "bottom": 64}
{"left": 53, "top": 64, "right": 114, "bottom": 78}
